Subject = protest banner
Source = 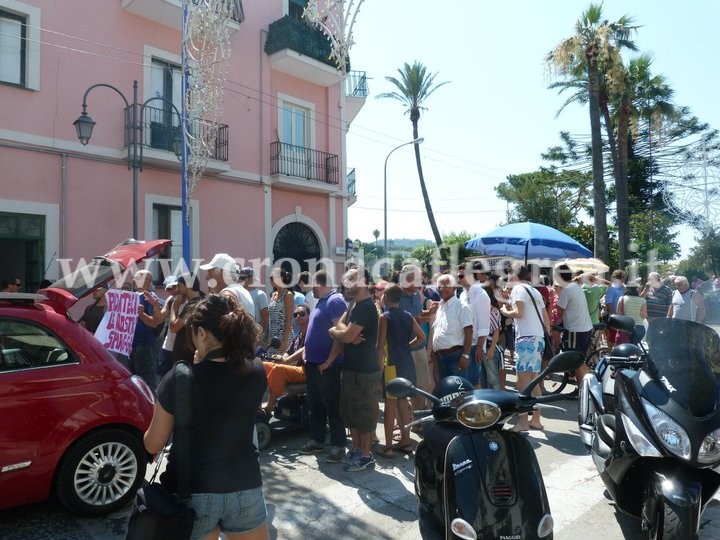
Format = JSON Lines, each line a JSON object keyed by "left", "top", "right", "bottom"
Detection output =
{"left": 95, "top": 289, "right": 138, "bottom": 356}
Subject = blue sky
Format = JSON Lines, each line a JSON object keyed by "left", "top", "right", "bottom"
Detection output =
{"left": 345, "top": 0, "right": 720, "bottom": 259}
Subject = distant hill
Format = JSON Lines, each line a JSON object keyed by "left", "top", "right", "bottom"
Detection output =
{"left": 362, "top": 238, "right": 434, "bottom": 251}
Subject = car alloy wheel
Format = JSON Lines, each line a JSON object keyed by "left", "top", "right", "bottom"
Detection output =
{"left": 55, "top": 429, "right": 146, "bottom": 516}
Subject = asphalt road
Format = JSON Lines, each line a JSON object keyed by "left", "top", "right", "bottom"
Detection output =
{"left": 2, "top": 374, "right": 720, "bottom": 539}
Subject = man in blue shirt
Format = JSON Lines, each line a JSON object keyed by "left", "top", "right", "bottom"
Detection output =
{"left": 299, "top": 270, "right": 348, "bottom": 463}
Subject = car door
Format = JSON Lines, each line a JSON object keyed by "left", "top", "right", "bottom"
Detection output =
{"left": 0, "top": 316, "right": 82, "bottom": 508}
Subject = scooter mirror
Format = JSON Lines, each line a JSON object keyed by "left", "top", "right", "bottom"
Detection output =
{"left": 607, "top": 314, "right": 636, "bottom": 335}
{"left": 546, "top": 350, "right": 585, "bottom": 373}
{"left": 386, "top": 377, "right": 416, "bottom": 399}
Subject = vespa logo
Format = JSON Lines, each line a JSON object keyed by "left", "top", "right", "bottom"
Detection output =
{"left": 660, "top": 376, "right": 677, "bottom": 393}
{"left": 452, "top": 459, "right": 472, "bottom": 475}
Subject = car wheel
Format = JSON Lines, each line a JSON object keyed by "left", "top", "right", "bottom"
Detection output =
{"left": 54, "top": 429, "right": 146, "bottom": 516}
{"left": 255, "top": 421, "right": 271, "bottom": 450}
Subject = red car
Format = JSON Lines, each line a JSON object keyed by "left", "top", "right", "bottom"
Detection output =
{"left": 0, "top": 239, "right": 170, "bottom": 515}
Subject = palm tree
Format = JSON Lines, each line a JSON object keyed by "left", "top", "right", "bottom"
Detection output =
{"left": 377, "top": 61, "right": 449, "bottom": 248}
{"left": 372, "top": 228, "right": 380, "bottom": 250}
{"left": 547, "top": 3, "right": 637, "bottom": 264}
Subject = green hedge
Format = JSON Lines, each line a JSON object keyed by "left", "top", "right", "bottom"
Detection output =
{"left": 264, "top": 15, "right": 349, "bottom": 71}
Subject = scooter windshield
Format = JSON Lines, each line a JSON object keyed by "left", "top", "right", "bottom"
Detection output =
{"left": 645, "top": 319, "right": 720, "bottom": 416}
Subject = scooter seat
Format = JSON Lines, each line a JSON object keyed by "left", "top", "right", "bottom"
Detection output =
{"left": 285, "top": 383, "right": 307, "bottom": 396}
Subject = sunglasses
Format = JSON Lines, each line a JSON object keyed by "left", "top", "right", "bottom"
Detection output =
{"left": 293, "top": 312, "right": 307, "bottom": 318}
{"left": 457, "top": 274, "right": 465, "bottom": 279}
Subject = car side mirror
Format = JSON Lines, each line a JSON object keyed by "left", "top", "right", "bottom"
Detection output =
{"left": 386, "top": 377, "right": 417, "bottom": 399}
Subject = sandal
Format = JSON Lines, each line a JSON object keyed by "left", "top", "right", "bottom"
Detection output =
{"left": 377, "top": 446, "right": 395, "bottom": 458}
{"left": 393, "top": 443, "right": 414, "bottom": 454}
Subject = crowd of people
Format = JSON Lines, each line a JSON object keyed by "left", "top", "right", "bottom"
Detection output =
{"left": 3, "top": 259, "right": 719, "bottom": 540}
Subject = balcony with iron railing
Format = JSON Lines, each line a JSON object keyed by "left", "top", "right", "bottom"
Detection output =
{"left": 270, "top": 141, "right": 339, "bottom": 193}
{"left": 347, "top": 168, "right": 357, "bottom": 204}
{"left": 129, "top": 104, "right": 229, "bottom": 162}
{"left": 264, "top": 15, "right": 346, "bottom": 87}
{"left": 122, "top": 0, "right": 244, "bottom": 32}
{"left": 344, "top": 70, "right": 368, "bottom": 123}
{"left": 345, "top": 71, "right": 368, "bottom": 98}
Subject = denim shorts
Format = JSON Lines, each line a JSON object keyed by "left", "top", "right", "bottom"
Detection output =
{"left": 188, "top": 486, "right": 267, "bottom": 539}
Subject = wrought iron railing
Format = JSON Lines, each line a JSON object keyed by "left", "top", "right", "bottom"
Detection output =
{"left": 347, "top": 168, "right": 356, "bottom": 196}
{"left": 270, "top": 141, "right": 339, "bottom": 185}
{"left": 345, "top": 71, "right": 368, "bottom": 98}
{"left": 130, "top": 104, "right": 229, "bottom": 162}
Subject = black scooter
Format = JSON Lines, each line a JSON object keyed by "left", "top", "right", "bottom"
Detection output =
{"left": 388, "top": 350, "right": 585, "bottom": 540}
{"left": 578, "top": 315, "right": 720, "bottom": 539}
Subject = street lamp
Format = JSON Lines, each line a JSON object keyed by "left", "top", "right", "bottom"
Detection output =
{"left": 73, "top": 80, "right": 182, "bottom": 239}
{"left": 384, "top": 137, "right": 424, "bottom": 266}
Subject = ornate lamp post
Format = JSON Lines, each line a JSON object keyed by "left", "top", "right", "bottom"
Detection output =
{"left": 74, "top": 80, "right": 181, "bottom": 240}
{"left": 384, "top": 138, "right": 424, "bottom": 264}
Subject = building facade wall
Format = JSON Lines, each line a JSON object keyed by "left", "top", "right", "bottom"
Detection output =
{"left": 0, "top": 0, "right": 352, "bottom": 289}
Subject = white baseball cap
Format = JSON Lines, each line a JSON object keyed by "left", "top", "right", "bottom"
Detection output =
{"left": 199, "top": 253, "right": 240, "bottom": 274}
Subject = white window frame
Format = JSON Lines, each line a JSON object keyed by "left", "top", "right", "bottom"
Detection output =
{"left": 277, "top": 93, "right": 316, "bottom": 150}
{"left": 144, "top": 194, "right": 200, "bottom": 272}
{"left": 0, "top": 0, "right": 40, "bottom": 90}
{"left": 143, "top": 45, "right": 182, "bottom": 104}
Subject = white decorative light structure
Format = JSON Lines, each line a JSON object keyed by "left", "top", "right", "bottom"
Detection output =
{"left": 181, "top": 0, "right": 236, "bottom": 264}
{"left": 663, "top": 143, "right": 720, "bottom": 232}
{"left": 303, "top": 0, "right": 365, "bottom": 76}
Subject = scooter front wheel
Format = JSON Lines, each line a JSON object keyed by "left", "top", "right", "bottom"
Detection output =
{"left": 648, "top": 497, "right": 699, "bottom": 540}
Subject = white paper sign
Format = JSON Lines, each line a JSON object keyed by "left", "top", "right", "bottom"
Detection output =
{"left": 94, "top": 289, "right": 139, "bottom": 356}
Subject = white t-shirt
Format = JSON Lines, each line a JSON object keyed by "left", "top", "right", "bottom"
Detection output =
{"left": 509, "top": 284, "right": 545, "bottom": 338}
{"left": 304, "top": 290, "right": 317, "bottom": 311}
{"left": 221, "top": 283, "right": 256, "bottom": 320}
{"left": 558, "top": 282, "right": 593, "bottom": 332}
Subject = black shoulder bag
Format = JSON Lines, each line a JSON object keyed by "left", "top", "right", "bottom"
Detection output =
{"left": 126, "top": 361, "right": 196, "bottom": 540}
{"left": 521, "top": 285, "right": 555, "bottom": 363}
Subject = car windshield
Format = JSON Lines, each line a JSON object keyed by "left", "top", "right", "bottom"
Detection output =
{"left": 645, "top": 318, "right": 720, "bottom": 417}
{"left": 49, "top": 257, "right": 123, "bottom": 299}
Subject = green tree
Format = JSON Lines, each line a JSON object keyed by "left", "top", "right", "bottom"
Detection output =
{"left": 495, "top": 169, "right": 590, "bottom": 229}
{"left": 372, "top": 229, "right": 380, "bottom": 247}
{"left": 677, "top": 227, "right": 720, "bottom": 278}
{"left": 547, "top": 3, "right": 638, "bottom": 264}
{"left": 377, "top": 61, "right": 449, "bottom": 248}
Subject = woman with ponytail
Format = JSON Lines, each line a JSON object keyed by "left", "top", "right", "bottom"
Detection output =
{"left": 144, "top": 294, "right": 269, "bottom": 540}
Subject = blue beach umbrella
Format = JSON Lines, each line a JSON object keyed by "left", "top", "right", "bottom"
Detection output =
{"left": 464, "top": 221, "right": 592, "bottom": 263}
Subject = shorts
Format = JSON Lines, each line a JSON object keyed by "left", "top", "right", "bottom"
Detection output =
{"left": 515, "top": 336, "right": 543, "bottom": 373}
{"left": 340, "top": 370, "right": 381, "bottom": 432}
{"left": 188, "top": 486, "right": 267, "bottom": 539}
{"left": 562, "top": 330, "right": 592, "bottom": 355}
{"left": 384, "top": 358, "right": 416, "bottom": 398}
{"left": 411, "top": 348, "right": 432, "bottom": 390}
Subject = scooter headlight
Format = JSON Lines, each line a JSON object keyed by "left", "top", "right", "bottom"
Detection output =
{"left": 621, "top": 413, "right": 662, "bottom": 457}
{"left": 641, "top": 398, "right": 691, "bottom": 460}
{"left": 698, "top": 427, "right": 720, "bottom": 464}
{"left": 456, "top": 400, "right": 501, "bottom": 429}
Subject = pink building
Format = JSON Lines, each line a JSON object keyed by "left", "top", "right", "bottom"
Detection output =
{"left": 0, "top": 0, "right": 365, "bottom": 289}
